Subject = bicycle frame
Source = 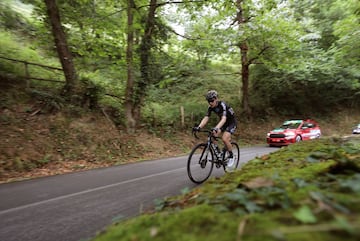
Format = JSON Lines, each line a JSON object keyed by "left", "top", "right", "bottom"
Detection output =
{"left": 193, "top": 130, "right": 225, "bottom": 165}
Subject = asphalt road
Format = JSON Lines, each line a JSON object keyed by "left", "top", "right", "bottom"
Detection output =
{"left": 0, "top": 146, "right": 277, "bottom": 241}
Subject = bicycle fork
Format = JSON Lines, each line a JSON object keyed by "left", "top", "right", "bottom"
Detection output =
{"left": 197, "top": 144, "right": 211, "bottom": 168}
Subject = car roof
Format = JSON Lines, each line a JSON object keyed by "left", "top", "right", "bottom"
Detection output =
{"left": 283, "top": 119, "right": 318, "bottom": 123}
{"left": 283, "top": 120, "right": 303, "bottom": 124}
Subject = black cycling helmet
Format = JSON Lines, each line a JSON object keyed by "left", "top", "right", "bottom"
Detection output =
{"left": 205, "top": 90, "right": 218, "bottom": 101}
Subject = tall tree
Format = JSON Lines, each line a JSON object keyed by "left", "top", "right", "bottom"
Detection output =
{"left": 44, "top": 0, "right": 78, "bottom": 96}
{"left": 134, "top": 0, "right": 157, "bottom": 121}
{"left": 176, "top": 0, "right": 303, "bottom": 118}
{"left": 124, "top": 0, "right": 161, "bottom": 131}
{"left": 125, "top": 0, "right": 136, "bottom": 132}
{"left": 234, "top": 0, "right": 252, "bottom": 117}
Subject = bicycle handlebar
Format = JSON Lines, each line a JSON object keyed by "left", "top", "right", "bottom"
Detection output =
{"left": 192, "top": 129, "right": 217, "bottom": 140}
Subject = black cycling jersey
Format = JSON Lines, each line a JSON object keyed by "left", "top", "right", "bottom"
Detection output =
{"left": 206, "top": 100, "right": 237, "bottom": 132}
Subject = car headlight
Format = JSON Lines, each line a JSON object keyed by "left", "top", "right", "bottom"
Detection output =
{"left": 267, "top": 133, "right": 270, "bottom": 137}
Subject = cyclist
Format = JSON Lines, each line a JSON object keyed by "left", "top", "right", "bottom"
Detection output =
{"left": 193, "top": 90, "right": 237, "bottom": 167}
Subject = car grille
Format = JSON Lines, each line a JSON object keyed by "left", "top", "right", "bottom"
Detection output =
{"left": 270, "top": 134, "right": 285, "bottom": 138}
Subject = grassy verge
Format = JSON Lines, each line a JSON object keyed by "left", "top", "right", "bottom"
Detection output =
{"left": 92, "top": 136, "right": 360, "bottom": 241}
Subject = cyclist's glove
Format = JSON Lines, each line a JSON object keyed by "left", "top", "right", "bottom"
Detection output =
{"left": 193, "top": 126, "right": 201, "bottom": 132}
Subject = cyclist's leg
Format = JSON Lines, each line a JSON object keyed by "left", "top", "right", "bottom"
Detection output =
{"left": 222, "top": 124, "right": 238, "bottom": 171}
{"left": 222, "top": 131, "right": 232, "bottom": 154}
{"left": 222, "top": 123, "right": 236, "bottom": 154}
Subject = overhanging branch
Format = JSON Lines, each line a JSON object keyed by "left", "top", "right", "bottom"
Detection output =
{"left": 248, "top": 46, "right": 271, "bottom": 64}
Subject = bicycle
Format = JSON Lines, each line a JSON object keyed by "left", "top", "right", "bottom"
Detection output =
{"left": 187, "top": 129, "right": 240, "bottom": 184}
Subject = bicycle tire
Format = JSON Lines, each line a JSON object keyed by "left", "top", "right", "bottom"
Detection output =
{"left": 223, "top": 142, "right": 240, "bottom": 172}
{"left": 187, "top": 143, "right": 214, "bottom": 184}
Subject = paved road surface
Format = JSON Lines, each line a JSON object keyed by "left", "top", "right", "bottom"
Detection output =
{"left": 0, "top": 146, "right": 277, "bottom": 241}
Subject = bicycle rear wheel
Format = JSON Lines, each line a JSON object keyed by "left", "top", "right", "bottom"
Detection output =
{"left": 187, "top": 143, "right": 214, "bottom": 184}
{"left": 224, "top": 142, "right": 240, "bottom": 172}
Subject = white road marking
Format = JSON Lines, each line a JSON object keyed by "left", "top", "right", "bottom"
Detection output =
{"left": 0, "top": 166, "right": 186, "bottom": 215}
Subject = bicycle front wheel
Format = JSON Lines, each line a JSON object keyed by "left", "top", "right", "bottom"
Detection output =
{"left": 187, "top": 143, "right": 214, "bottom": 184}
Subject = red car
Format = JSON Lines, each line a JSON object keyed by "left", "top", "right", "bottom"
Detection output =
{"left": 266, "top": 119, "right": 321, "bottom": 147}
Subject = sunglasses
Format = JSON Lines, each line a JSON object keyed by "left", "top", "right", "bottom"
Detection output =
{"left": 207, "top": 98, "right": 216, "bottom": 103}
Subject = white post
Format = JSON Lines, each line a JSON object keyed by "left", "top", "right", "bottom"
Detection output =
{"left": 180, "top": 106, "right": 184, "bottom": 127}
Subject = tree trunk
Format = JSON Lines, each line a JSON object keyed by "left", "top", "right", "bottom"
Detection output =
{"left": 125, "top": 0, "right": 136, "bottom": 133}
{"left": 124, "top": 0, "right": 157, "bottom": 131}
{"left": 240, "top": 43, "right": 252, "bottom": 118}
{"left": 44, "top": 0, "right": 78, "bottom": 96}
{"left": 133, "top": 0, "right": 157, "bottom": 123}
{"left": 235, "top": 0, "right": 252, "bottom": 119}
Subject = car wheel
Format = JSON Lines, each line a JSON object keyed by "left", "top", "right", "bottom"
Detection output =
{"left": 295, "top": 135, "right": 302, "bottom": 142}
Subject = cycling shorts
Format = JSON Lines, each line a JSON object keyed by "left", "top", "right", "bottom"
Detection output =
{"left": 221, "top": 122, "right": 237, "bottom": 134}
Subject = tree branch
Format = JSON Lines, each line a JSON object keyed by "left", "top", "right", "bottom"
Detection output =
{"left": 137, "top": 0, "right": 206, "bottom": 10}
{"left": 248, "top": 46, "right": 271, "bottom": 64}
{"left": 167, "top": 27, "right": 202, "bottom": 40}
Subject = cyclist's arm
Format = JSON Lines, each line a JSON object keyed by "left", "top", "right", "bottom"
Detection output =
{"left": 198, "top": 116, "right": 209, "bottom": 128}
{"left": 214, "top": 115, "right": 227, "bottom": 130}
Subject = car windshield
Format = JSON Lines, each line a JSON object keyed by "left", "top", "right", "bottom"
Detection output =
{"left": 280, "top": 121, "right": 302, "bottom": 129}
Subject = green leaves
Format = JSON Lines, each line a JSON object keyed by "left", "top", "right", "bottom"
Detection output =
{"left": 338, "top": 174, "right": 360, "bottom": 193}
{"left": 215, "top": 179, "right": 291, "bottom": 214}
{"left": 293, "top": 205, "right": 317, "bottom": 224}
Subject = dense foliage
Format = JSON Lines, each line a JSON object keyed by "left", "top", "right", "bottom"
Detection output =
{"left": 0, "top": 0, "right": 359, "bottom": 128}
